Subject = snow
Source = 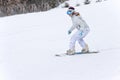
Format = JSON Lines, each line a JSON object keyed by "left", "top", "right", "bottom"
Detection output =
{"left": 0, "top": 0, "right": 120, "bottom": 80}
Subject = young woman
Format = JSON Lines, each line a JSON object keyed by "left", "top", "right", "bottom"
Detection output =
{"left": 66, "top": 7, "right": 90, "bottom": 55}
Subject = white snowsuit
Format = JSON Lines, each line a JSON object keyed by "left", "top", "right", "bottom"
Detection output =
{"left": 69, "top": 14, "right": 90, "bottom": 50}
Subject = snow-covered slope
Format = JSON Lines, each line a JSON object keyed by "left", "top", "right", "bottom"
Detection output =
{"left": 0, "top": 0, "right": 120, "bottom": 80}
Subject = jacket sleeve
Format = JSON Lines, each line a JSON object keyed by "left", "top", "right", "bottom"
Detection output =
{"left": 69, "top": 23, "right": 77, "bottom": 32}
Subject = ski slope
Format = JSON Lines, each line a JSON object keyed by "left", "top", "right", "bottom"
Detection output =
{"left": 0, "top": 0, "right": 120, "bottom": 80}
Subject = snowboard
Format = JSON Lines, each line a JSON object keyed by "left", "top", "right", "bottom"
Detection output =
{"left": 55, "top": 51, "right": 99, "bottom": 57}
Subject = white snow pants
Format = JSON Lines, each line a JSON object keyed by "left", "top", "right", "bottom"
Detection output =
{"left": 69, "top": 28, "right": 90, "bottom": 50}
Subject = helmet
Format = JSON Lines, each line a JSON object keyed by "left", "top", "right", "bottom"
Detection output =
{"left": 68, "top": 7, "right": 75, "bottom": 10}
{"left": 67, "top": 7, "right": 75, "bottom": 15}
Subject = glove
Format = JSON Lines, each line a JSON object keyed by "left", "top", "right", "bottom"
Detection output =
{"left": 68, "top": 30, "right": 71, "bottom": 35}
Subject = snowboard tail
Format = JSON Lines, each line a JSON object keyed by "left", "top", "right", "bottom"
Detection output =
{"left": 75, "top": 51, "right": 99, "bottom": 54}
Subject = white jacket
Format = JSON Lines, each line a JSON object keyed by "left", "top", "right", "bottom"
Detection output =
{"left": 69, "top": 14, "right": 90, "bottom": 32}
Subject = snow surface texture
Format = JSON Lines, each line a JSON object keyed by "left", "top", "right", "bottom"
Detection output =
{"left": 0, "top": 0, "right": 120, "bottom": 80}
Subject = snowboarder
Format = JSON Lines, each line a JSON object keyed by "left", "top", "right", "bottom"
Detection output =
{"left": 66, "top": 7, "right": 90, "bottom": 55}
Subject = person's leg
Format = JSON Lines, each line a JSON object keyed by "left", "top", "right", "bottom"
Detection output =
{"left": 67, "top": 31, "right": 80, "bottom": 55}
{"left": 78, "top": 39, "right": 89, "bottom": 52}
{"left": 78, "top": 38, "right": 86, "bottom": 48}
{"left": 78, "top": 29, "right": 90, "bottom": 52}
{"left": 69, "top": 35, "right": 77, "bottom": 50}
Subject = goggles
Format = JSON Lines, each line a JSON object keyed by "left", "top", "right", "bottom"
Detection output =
{"left": 67, "top": 10, "right": 74, "bottom": 15}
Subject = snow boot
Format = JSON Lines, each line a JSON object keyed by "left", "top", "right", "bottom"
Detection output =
{"left": 81, "top": 44, "right": 89, "bottom": 53}
{"left": 66, "top": 49, "right": 75, "bottom": 55}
